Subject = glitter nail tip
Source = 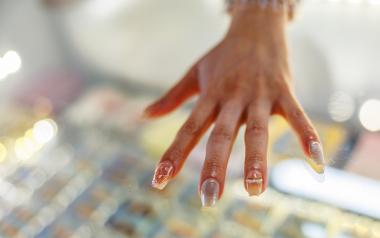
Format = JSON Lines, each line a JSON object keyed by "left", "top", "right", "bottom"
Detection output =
{"left": 308, "top": 141, "right": 325, "bottom": 174}
{"left": 151, "top": 161, "right": 174, "bottom": 190}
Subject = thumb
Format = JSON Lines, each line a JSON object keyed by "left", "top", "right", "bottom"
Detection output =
{"left": 143, "top": 65, "right": 199, "bottom": 118}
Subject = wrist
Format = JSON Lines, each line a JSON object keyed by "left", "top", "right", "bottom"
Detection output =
{"left": 226, "top": 4, "right": 287, "bottom": 43}
{"left": 227, "top": 0, "right": 297, "bottom": 21}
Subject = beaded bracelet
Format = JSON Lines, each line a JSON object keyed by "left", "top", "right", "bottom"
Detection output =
{"left": 226, "top": 0, "right": 300, "bottom": 20}
{"left": 227, "top": 0, "right": 299, "bottom": 8}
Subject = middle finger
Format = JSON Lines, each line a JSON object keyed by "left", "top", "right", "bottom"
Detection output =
{"left": 199, "top": 100, "right": 244, "bottom": 207}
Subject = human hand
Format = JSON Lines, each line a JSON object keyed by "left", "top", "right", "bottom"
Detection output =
{"left": 144, "top": 4, "right": 325, "bottom": 207}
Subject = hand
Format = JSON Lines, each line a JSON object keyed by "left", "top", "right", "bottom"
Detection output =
{"left": 144, "top": 4, "right": 325, "bottom": 207}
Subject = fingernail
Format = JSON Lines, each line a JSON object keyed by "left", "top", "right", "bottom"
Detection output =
{"left": 200, "top": 178, "right": 220, "bottom": 208}
{"left": 245, "top": 170, "right": 263, "bottom": 196}
{"left": 152, "top": 161, "right": 174, "bottom": 190}
{"left": 308, "top": 141, "right": 325, "bottom": 174}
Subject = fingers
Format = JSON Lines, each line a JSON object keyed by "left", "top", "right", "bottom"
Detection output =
{"left": 144, "top": 66, "right": 199, "bottom": 118}
{"left": 279, "top": 92, "right": 325, "bottom": 174}
{"left": 244, "top": 100, "right": 271, "bottom": 196}
{"left": 152, "top": 98, "right": 216, "bottom": 190}
{"left": 200, "top": 101, "right": 244, "bottom": 207}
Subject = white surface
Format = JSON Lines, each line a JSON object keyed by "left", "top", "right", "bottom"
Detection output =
{"left": 271, "top": 159, "right": 380, "bottom": 219}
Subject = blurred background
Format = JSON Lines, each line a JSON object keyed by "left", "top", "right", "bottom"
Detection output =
{"left": 1, "top": 0, "right": 380, "bottom": 237}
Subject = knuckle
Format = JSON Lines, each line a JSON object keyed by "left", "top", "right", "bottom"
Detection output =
{"left": 245, "top": 159, "right": 265, "bottom": 172}
{"left": 180, "top": 118, "right": 201, "bottom": 137}
{"left": 246, "top": 152, "right": 265, "bottom": 163}
{"left": 202, "top": 88, "right": 218, "bottom": 100}
{"left": 164, "top": 145, "right": 183, "bottom": 161}
{"left": 303, "top": 130, "right": 318, "bottom": 141}
{"left": 246, "top": 122, "right": 267, "bottom": 136}
{"left": 280, "top": 80, "right": 293, "bottom": 93}
{"left": 203, "top": 158, "right": 224, "bottom": 176}
{"left": 291, "top": 107, "right": 304, "bottom": 119}
{"left": 278, "top": 87, "right": 294, "bottom": 104}
{"left": 301, "top": 123, "right": 314, "bottom": 133}
{"left": 211, "top": 126, "right": 233, "bottom": 143}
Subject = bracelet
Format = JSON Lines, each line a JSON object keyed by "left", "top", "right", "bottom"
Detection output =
{"left": 227, "top": 0, "right": 299, "bottom": 8}
{"left": 226, "top": 0, "right": 300, "bottom": 20}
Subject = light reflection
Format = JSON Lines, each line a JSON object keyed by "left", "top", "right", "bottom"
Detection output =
{"left": 359, "top": 99, "right": 380, "bottom": 132}
{"left": 3, "top": 51, "right": 22, "bottom": 74}
{"left": 15, "top": 138, "right": 37, "bottom": 161}
{"left": 85, "top": 0, "right": 135, "bottom": 19}
{"left": 347, "top": 0, "right": 363, "bottom": 4}
{"left": 0, "top": 58, "right": 7, "bottom": 80}
{"left": 328, "top": 91, "right": 355, "bottom": 122}
{"left": 369, "top": 0, "right": 380, "bottom": 5}
{"left": 325, "top": 0, "right": 380, "bottom": 4}
{"left": 32, "top": 119, "right": 58, "bottom": 145}
{"left": 0, "top": 50, "right": 22, "bottom": 81}
{"left": 14, "top": 119, "right": 58, "bottom": 160}
{"left": 271, "top": 159, "right": 380, "bottom": 220}
{"left": 0, "top": 143, "right": 7, "bottom": 162}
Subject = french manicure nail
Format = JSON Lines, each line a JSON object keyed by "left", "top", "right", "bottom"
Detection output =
{"left": 200, "top": 178, "right": 220, "bottom": 208}
{"left": 308, "top": 141, "right": 325, "bottom": 174}
{"left": 245, "top": 170, "right": 263, "bottom": 196}
{"left": 152, "top": 161, "right": 174, "bottom": 190}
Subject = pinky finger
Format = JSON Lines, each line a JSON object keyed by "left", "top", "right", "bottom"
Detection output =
{"left": 279, "top": 94, "right": 325, "bottom": 174}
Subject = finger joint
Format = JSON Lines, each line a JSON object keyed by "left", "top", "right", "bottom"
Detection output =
{"left": 246, "top": 122, "right": 267, "bottom": 136}
{"left": 180, "top": 118, "right": 201, "bottom": 137}
{"left": 210, "top": 126, "right": 233, "bottom": 144}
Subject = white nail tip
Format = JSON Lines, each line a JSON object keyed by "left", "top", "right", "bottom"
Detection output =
{"left": 245, "top": 170, "right": 263, "bottom": 196}
{"left": 151, "top": 161, "right": 174, "bottom": 190}
{"left": 151, "top": 180, "right": 169, "bottom": 190}
{"left": 308, "top": 141, "right": 325, "bottom": 174}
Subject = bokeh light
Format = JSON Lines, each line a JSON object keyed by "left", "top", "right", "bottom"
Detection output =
{"left": 328, "top": 91, "right": 355, "bottom": 122}
{"left": 15, "top": 137, "right": 36, "bottom": 160}
{"left": 14, "top": 119, "right": 58, "bottom": 160}
{"left": 0, "top": 143, "right": 7, "bottom": 163}
{"left": 3, "top": 51, "right": 22, "bottom": 74}
{"left": 369, "top": 0, "right": 380, "bottom": 5}
{"left": 0, "top": 50, "right": 22, "bottom": 81}
{"left": 0, "top": 58, "right": 7, "bottom": 80}
{"left": 32, "top": 119, "right": 58, "bottom": 145}
{"left": 359, "top": 99, "right": 380, "bottom": 132}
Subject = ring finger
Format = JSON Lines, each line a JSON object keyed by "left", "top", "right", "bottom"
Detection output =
{"left": 244, "top": 100, "right": 271, "bottom": 196}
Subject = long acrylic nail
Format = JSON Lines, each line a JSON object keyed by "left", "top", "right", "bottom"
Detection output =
{"left": 152, "top": 161, "right": 174, "bottom": 190}
{"left": 245, "top": 170, "right": 263, "bottom": 196}
{"left": 200, "top": 178, "right": 220, "bottom": 208}
{"left": 308, "top": 141, "right": 325, "bottom": 174}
